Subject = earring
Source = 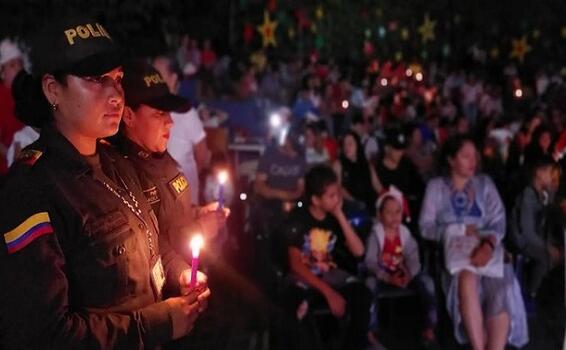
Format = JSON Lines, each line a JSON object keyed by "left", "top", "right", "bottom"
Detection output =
{"left": 51, "top": 102, "right": 58, "bottom": 111}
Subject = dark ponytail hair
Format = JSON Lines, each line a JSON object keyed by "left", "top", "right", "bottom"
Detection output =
{"left": 12, "top": 70, "right": 66, "bottom": 128}
{"left": 438, "top": 134, "right": 476, "bottom": 175}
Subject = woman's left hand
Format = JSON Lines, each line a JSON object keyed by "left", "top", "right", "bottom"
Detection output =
{"left": 470, "top": 241, "right": 493, "bottom": 267}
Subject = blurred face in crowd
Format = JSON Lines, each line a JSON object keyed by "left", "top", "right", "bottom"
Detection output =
{"left": 410, "top": 128, "right": 423, "bottom": 147}
{"left": 538, "top": 131, "right": 552, "bottom": 152}
{"left": 0, "top": 57, "right": 23, "bottom": 88}
{"left": 123, "top": 105, "right": 173, "bottom": 153}
{"left": 448, "top": 141, "right": 477, "bottom": 179}
{"left": 536, "top": 165, "right": 555, "bottom": 191}
{"left": 528, "top": 117, "right": 541, "bottom": 135}
{"left": 343, "top": 134, "right": 358, "bottom": 161}
{"left": 379, "top": 197, "right": 403, "bottom": 230}
{"left": 456, "top": 117, "right": 469, "bottom": 134}
{"left": 44, "top": 67, "right": 124, "bottom": 141}
{"left": 312, "top": 182, "right": 341, "bottom": 213}
{"left": 384, "top": 145, "right": 404, "bottom": 165}
{"left": 304, "top": 128, "right": 316, "bottom": 148}
{"left": 152, "top": 57, "right": 178, "bottom": 94}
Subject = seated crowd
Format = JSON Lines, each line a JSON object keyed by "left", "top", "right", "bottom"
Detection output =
{"left": 2, "top": 32, "right": 566, "bottom": 350}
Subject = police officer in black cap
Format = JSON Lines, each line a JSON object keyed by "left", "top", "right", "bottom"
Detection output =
{"left": 114, "top": 60, "right": 228, "bottom": 263}
{"left": 0, "top": 17, "right": 209, "bottom": 349}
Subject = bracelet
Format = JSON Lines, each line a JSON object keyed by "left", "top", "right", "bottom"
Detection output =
{"left": 481, "top": 238, "right": 495, "bottom": 251}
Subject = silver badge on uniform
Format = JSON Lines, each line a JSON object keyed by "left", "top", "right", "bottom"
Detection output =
{"left": 151, "top": 256, "right": 166, "bottom": 297}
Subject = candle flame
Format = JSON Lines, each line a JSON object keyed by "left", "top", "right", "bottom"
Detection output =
{"left": 217, "top": 171, "right": 228, "bottom": 184}
{"left": 190, "top": 234, "right": 204, "bottom": 257}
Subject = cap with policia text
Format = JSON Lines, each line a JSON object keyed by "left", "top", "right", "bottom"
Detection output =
{"left": 31, "top": 16, "right": 123, "bottom": 77}
{"left": 122, "top": 60, "right": 190, "bottom": 113}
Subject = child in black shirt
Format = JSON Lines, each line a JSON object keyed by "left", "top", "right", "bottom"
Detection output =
{"left": 285, "top": 165, "right": 372, "bottom": 350}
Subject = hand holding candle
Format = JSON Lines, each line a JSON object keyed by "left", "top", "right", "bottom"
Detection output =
{"left": 217, "top": 171, "right": 228, "bottom": 210}
{"left": 189, "top": 234, "right": 204, "bottom": 288}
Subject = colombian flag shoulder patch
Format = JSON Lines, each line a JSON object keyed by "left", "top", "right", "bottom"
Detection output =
{"left": 3, "top": 212, "right": 54, "bottom": 254}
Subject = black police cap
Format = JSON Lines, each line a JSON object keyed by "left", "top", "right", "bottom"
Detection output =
{"left": 122, "top": 59, "right": 190, "bottom": 113}
{"left": 31, "top": 16, "right": 123, "bottom": 77}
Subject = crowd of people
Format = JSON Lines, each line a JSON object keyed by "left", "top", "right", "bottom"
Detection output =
{"left": 0, "top": 12, "right": 565, "bottom": 350}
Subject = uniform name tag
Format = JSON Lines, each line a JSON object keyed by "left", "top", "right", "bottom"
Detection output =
{"left": 151, "top": 257, "right": 166, "bottom": 297}
{"left": 143, "top": 186, "right": 160, "bottom": 205}
{"left": 168, "top": 174, "right": 189, "bottom": 195}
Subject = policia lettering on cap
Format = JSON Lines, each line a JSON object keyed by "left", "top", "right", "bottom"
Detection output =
{"left": 64, "top": 23, "right": 111, "bottom": 45}
{"left": 114, "top": 59, "right": 229, "bottom": 264}
{"left": 0, "top": 16, "right": 209, "bottom": 349}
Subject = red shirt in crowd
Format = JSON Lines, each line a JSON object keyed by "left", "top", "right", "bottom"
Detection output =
{"left": 381, "top": 234, "right": 403, "bottom": 273}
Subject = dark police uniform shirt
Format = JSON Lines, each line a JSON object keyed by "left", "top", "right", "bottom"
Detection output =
{"left": 0, "top": 125, "right": 177, "bottom": 349}
{"left": 114, "top": 137, "right": 195, "bottom": 289}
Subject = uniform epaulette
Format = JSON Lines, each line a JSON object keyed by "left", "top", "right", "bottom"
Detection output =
{"left": 15, "top": 149, "right": 43, "bottom": 166}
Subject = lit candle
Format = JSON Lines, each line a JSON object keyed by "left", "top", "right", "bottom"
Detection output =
{"left": 189, "top": 234, "right": 204, "bottom": 288}
{"left": 217, "top": 171, "right": 228, "bottom": 210}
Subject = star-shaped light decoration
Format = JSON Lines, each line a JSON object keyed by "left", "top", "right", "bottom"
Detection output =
{"left": 418, "top": 14, "right": 436, "bottom": 43}
{"left": 510, "top": 36, "right": 531, "bottom": 63}
{"left": 257, "top": 11, "right": 278, "bottom": 47}
{"left": 401, "top": 28, "right": 410, "bottom": 41}
{"left": 315, "top": 5, "right": 324, "bottom": 20}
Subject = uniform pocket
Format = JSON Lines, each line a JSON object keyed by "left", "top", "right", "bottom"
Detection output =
{"left": 82, "top": 210, "right": 138, "bottom": 305}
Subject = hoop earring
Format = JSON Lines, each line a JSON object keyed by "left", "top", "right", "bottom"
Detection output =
{"left": 51, "top": 102, "right": 58, "bottom": 111}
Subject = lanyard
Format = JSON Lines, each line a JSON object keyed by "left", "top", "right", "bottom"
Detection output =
{"left": 98, "top": 175, "right": 156, "bottom": 258}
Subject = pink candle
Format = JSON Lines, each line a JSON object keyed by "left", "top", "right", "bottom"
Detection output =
{"left": 189, "top": 234, "right": 204, "bottom": 288}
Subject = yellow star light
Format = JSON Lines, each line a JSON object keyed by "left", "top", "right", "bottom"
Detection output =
{"left": 401, "top": 27, "right": 410, "bottom": 41}
{"left": 418, "top": 14, "right": 436, "bottom": 43}
{"left": 561, "top": 26, "right": 566, "bottom": 39}
{"left": 257, "top": 11, "right": 278, "bottom": 47}
{"left": 315, "top": 6, "right": 324, "bottom": 20}
{"left": 510, "top": 36, "right": 531, "bottom": 63}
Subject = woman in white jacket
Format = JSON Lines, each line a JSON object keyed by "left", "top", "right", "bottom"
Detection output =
{"left": 419, "top": 135, "right": 528, "bottom": 350}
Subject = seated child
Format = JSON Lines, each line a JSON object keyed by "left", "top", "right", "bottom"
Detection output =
{"left": 285, "top": 165, "right": 372, "bottom": 350}
{"left": 364, "top": 186, "right": 437, "bottom": 343}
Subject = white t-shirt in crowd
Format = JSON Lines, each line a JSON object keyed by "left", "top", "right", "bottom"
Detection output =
{"left": 167, "top": 108, "right": 206, "bottom": 204}
{"left": 7, "top": 126, "right": 40, "bottom": 166}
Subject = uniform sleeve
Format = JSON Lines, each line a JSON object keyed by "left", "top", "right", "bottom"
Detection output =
{"left": 159, "top": 231, "right": 191, "bottom": 298}
{"left": 0, "top": 182, "right": 173, "bottom": 349}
